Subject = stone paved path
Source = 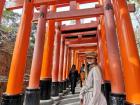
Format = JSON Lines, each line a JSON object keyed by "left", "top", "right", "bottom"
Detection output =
{"left": 59, "top": 84, "right": 81, "bottom": 105}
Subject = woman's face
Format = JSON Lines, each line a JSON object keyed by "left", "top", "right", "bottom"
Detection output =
{"left": 88, "top": 58, "right": 97, "bottom": 65}
{"left": 72, "top": 65, "right": 76, "bottom": 70}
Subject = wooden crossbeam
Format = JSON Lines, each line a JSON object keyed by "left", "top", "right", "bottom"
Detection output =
{"left": 78, "top": 50, "right": 96, "bottom": 54}
{"left": 75, "top": 48, "right": 96, "bottom": 52}
{"left": 78, "top": 51, "right": 95, "bottom": 54}
{"left": 6, "top": 0, "right": 98, "bottom": 10}
{"left": 32, "top": 4, "right": 135, "bottom": 21}
{"left": 61, "top": 22, "right": 98, "bottom": 32}
{"left": 68, "top": 43, "right": 97, "bottom": 49}
{"left": 33, "top": 7, "right": 103, "bottom": 21}
{"left": 62, "top": 31, "right": 97, "bottom": 37}
{"left": 70, "top": 46, "right": 97, "bottom": 50}
{"left": 65, "top": 37, "right": 98, "bottom": 45}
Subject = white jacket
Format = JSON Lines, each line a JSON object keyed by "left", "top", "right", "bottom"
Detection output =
{"left": 79, "top": 66, "right": 107, "bottom": 105}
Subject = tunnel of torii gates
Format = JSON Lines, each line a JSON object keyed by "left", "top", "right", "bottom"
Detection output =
{"left": 0, "top": 0, "right": 140, "bottom": 105}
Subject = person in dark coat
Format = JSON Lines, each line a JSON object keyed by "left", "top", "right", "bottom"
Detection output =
{"left": 69, "top": 64, "right": 78, "bottom": 94}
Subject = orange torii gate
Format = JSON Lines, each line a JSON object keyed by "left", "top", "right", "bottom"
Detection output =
{"left": 63, "top": 40, "right": 97, "bottom": 89}
{"left": 96, "top": 0, "right": 124, "bottom": 104}
{"left": 102, "top": 0, "right": 125, "bottom": 104}
{"left": 0, "top": 0, "right": 140, "bottom": 105}
{"left": 1, "top": 1, "right": 34, "bottom": 105}
{"left": 69, "top": 46, "right": 97, "bottom": 69}
{"left": 5, "top": 0, "right": 98, "bottom": 10}
{"left": 51, "top": 22, "right": 61, "bottom": 98}
{"left": 40, "top": 6, "right": 56, "bottom": 102}
{"left": 67, "top": 47, "right": 97, "bottom": 75}
{"left": 64, "top": 37, "right": 97, "bottom": 87}
{"left": 77, "top": 53, "right": 86, "bottom": 72}
{"left": 111, "top": 0, "right": 140, "bottom": 104}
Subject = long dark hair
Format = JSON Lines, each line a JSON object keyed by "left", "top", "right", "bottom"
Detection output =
{"left": 71, "top": 64, "right": 76, "bottom": 70}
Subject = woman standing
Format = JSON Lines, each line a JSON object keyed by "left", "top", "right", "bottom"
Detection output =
{"left": 79, "top": 58, "right": 107, "bottom": 105}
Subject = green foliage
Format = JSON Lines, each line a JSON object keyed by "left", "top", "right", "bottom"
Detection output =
{"left": 0, "top": 10, "right": 36, "bottom": 46}
{"left": 1, "top": 10, "right": 20, "bottom": 33}
{"left": 0, "top": 10, "right": 21, "bottom": 42}
{"left": 30, "top": 23, "right": 37, "bottom": 47}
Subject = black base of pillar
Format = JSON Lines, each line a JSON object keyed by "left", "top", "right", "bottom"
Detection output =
{"left": 59, "top": 82, "right": 63, "bottom": 93}
{"left": 40, "top": 78, "right": 52, "bottom": 100}
{"left": 110, "top": 93, "right": 126, "bottom": 105}
{"left": 63, "top": 80, "right": 66, "bottom": 90}
{"left": 51, "top": 82, "right": 59, "bottom": 97}
{"left": 24, "top": 88, "right": 40, "bottom": 105}
{"left": 101, "top": 81, "right": 111, "bottom": 105}
{"left": 1, "top": 93, "right": 24, "bottom": 105}
{"left": 125, "top": 102, "right": 140, "bottom": 105}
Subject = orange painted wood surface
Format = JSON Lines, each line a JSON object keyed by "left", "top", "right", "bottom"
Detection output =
{"left": 41, "top": 6, "right": 56, "bottom": 79}
{"left": 112, "top": 0, "right": 140, "bottom": 103}
{"left": 28, "top": 5, "right": 47, "bottom": 89}
{"left": 6, "top": 0, "right": 98, "bottom": 10}
{"left": 6, "top": 0, "right": 34, "bottom": 95}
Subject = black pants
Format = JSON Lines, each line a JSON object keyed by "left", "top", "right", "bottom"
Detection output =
{"left": 70, "top": 80, "right": 76, "bottom": 94}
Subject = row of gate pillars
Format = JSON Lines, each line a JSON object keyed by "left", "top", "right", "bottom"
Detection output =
{"left": 0, "top": 0, "right": 140, "bottom": 105}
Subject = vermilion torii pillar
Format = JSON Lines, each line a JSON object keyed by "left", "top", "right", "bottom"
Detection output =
{"left": 24, "top": 5, "right": 47, "bottom": 105}
{"left": 68, "top": 48, "right": 72, "bottom": 72}
{"left": 72, "top": 50, "right": 75, "bottom": 65}
{"left": 1, "top": 1, "right": 34, "bottom": 105}
{"left": 40, "top": 5, "right": 56, "bottom": 101}
{"left": 62, "top": 45, "right": 68, "bottom": 90}
{"left": 98, "top": 21, "right": 111, "bottom": 105}
{"left": 65, "top": 47, "right": 70, "bottom": 88}
{"left": 98, "top": 0, "right": 111, "bottom": 82}
{"left": 74, "top": 50, "right": 78, "bottom": 66}
{"left": 112, "top": 0, "right": 140, "bottom": 104}
{"left": 58, "top": 36, "right": 65, "bottom": 94}
{"left": 97, "top": 38, "right": 105, "bottom": 79}
{"left": 71, "top": 50, "right": 75, "bottom": 66}
{"left": 99, "top": 23, "right": 111, "bottom": 81}
{"left": 77, "top": 54, "right": 81, "bottom": 72}
{"left": 70, "top": 50, "right": 73, "bottom": 67}
{"left": 51, "top": 22, "right": 61, "bottom": 98}
{"left": 70, "top": 0, "right": 80, "bottom": 24}
{"left": 103, "top": 0, "right": 125, "bottom": 104}
{"left": 0, "top": 0, "right": 5, "bottom": 23}
{"left": 75, "top": 52, "right": 79, "bottom": 71}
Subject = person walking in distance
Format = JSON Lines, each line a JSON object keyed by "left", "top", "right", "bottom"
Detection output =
{"left": 69, "top": 64, "right": 78, "bottom": 94}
